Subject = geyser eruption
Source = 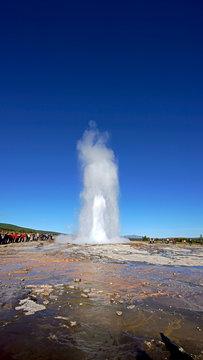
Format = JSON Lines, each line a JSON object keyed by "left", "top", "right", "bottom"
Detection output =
{"left": 76, "top": 122, "right": 123, "bottom": 244}
{"left": 90, "top": 194, "right": 108, "bottom": 243}
{"left": 56, "top": 122, "right": 128, "bottom": 244}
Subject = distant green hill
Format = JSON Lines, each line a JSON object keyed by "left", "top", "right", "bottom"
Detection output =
{"left": 0, "top": 223, "right": 60, "bottom": 235}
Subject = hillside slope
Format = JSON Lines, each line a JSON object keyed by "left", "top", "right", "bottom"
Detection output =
{"left": 0, "top": 223, "right": 60, "bottom": 235}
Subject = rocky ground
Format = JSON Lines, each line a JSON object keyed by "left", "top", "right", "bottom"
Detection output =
{"left": 53, "top": 241, "right": 203, "bottom": 266}
{"left": 0, "top": 241, "right": 202, "bottom": 359}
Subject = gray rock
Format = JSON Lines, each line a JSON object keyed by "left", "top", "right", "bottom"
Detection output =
{"left": 15, "top": 298, "right": 46, "bottom": 316}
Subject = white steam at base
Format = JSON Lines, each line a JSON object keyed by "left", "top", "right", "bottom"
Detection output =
{"left": 56, "top": 123, "right": 128, "bottom": 244}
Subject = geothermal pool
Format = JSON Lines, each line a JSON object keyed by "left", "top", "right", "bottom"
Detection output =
{"left": 0, "top": 241, "right": 202, "bottom": 360}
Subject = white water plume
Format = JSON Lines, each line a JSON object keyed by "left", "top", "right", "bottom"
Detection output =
{"left": 56, "top": 122, "right": 128, "bottom": 244}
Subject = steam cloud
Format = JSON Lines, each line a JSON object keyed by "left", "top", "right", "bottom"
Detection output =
{"left": 56, "top": 122, "right": 128, "bottom": 244}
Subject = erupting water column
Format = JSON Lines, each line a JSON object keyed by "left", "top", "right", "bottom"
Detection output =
{"left": 90, "top": 194, "right": 108, "bottom": 243}
{"left": 76, "top": 122, "right": 122, "bottom": 244}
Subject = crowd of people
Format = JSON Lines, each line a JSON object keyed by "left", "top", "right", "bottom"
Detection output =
{"left": 149, "top": 237, "right": 193, "bottom": 245}
{"left": 0, "top": 232, "right": 53, "bottom": 245}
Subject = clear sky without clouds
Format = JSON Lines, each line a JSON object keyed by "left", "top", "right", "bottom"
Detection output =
{"left": 0, "top": 0, "right": 202, "bottom": 237}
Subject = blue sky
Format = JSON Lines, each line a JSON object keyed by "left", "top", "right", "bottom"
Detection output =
{"left": 0, "top": 0, "right": 202, "bottom": 237}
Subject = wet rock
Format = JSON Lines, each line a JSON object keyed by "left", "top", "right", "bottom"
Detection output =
{"left": 116, "top": 311, "right": 123, "bottom": 316}
{"left": 81, "top": 293, "right": 89, "bottom": 298}
{"left": 29, "top": 294, "right": 37, "bottom": 302}
{"left": 28, "top": 284, "right": 53, "bottom": 297}
{"left": 114, "top": 294, "right": 120, "bottom": 299}
{"left": 15, "top": 298, "right": 46, "bottom": 316}
{"left": 61, "top": 324, "right": 69, "bottom": 329}
{"left": 83, "top": 288, "right": 90, "bottom": 293}
{"left": 70, "top": 321, "right": 77, "bottom": 327}
{"left": 55, "top": 317, "right": 78, "bottom": 328}
{"left": 74, "top": 278, "right": 81, "bottom": 283}
{"left": 144, "top": 340, "right": 152, "bottom": 349}
{"left": 54, "top": 284, "right": 64, "bottom": 288}
{"left": 126, "top": 305, "right": 135, "bottom": 309}
{"left": 48, "top": 333, "right": 57, "bottom": 341}
{"left": 157, "top": 340, "right": 165, "bottom": 347}
{"left": 40, "top": 285, "right": 53, "bottom": 296}
{"left": 43, "top": 300, "right": 49, "bottom": 305}
{"left": 55, "top": 316, "right": 69, "bottom": 321}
